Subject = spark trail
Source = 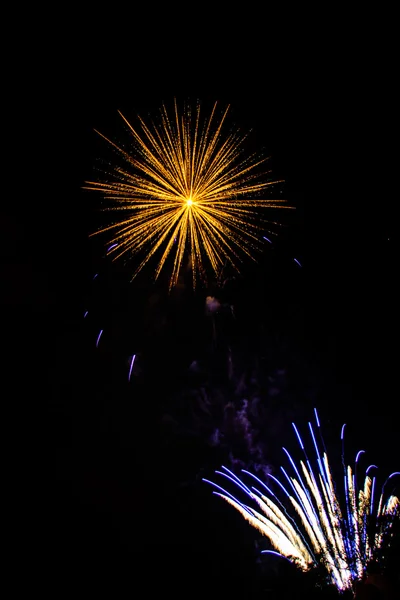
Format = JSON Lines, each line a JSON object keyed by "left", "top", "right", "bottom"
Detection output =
{"left": 203, "top": 410, "right": 399, "bottom": 594}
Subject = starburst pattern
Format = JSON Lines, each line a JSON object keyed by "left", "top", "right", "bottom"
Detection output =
{"left": 203, "top": 409, "right": 399, "bottom": 594}
{"left": 84, "top": 100, "right": 291, "bottom": 289}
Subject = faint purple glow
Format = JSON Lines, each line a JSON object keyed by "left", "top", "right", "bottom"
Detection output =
{"left": 93, "top": 273, "right": 98, "bottom": 280}
{"left": 341, "top": 424, "right": 346, "bottom": 440}
{"left": 107, "top": 243, "right": 118, "bottom": 252}
{"left": 83, "top": 310, "right": 88, "bottom": 318}
{"left": 263, "top": 236, "right": 272, "bottom": 243}
{"left": 314, "top": 408, "right": 320, "bottom": 428}
{"left": 293, "top": 258, "right": 302, "bottom": 267}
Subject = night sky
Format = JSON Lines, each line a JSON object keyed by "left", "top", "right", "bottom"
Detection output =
{"left": 7, "top": 27, "right": 398, "bottom": 598}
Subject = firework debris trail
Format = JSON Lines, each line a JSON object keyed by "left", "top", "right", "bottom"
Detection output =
{"left": 204, "top": 408, "right": 399, "bottom": 594}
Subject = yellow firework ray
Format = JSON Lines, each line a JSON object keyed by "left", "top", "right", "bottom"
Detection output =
{"left": 84, "top": 100, "right": 292, "bottom": 290}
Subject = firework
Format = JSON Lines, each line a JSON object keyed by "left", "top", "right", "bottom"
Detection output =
{"left": 84, "top": 100, "right": 291, "bottom": 290}
{"left": 203, "top": 409, "right": 399, "bottom": 594}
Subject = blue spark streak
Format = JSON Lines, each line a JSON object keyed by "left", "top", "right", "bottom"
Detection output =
{"left": 355, "top": 450, "right": 365, "bottom": 463}
{"left": 292, "top": 423, "right": 304, "bottom": 450}
{"left": 128, "top": 354, "right": 136, "bottom": 381}
{"left": 366, "top": 465, "right": 378, "bottom": 475}
{"left": 261, "top": 550, "right": 292, "bottom": 562}
{"left": 96, "top": 329, "right": 103, "bottom": 347}
{"left": 215, "top": 470, "right": 252, "bottom": 498}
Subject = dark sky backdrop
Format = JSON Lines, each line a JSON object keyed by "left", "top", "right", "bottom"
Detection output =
{"left": 7, "top": 27, "right": 398, "bottom": 597}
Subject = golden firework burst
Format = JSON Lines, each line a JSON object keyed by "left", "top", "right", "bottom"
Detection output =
{"left": 84, "top": 99, "right": 292, "bottom": 289}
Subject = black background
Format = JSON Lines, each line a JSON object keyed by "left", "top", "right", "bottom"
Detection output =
{"left": 5, "top": 17, "right": 398, "bottom": 598}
